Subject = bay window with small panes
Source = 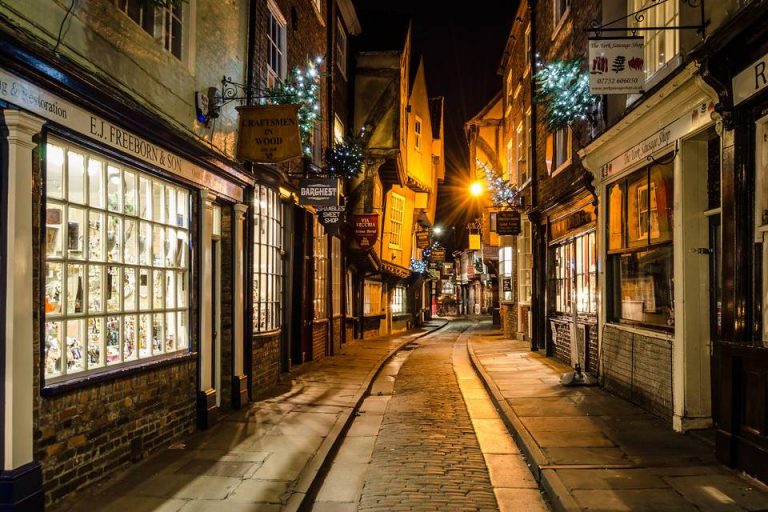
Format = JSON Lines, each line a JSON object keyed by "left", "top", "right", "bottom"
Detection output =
{"left": 43, "top": 139, "right": 191, "bottom": 382}
{"left": 254, "top": 185, "right": 283, "bottom": 332}
{"left": 314, "top": 218, "right": 328, "bottom": 320}
{"left": 391, "top": 286, "right": 406, "bottom": 314}
{"left": 607, "top": 163, "right": 674, "bottom": 328}
{"left": 550, "top": 231, "right": 597, "bottom": 316}
{"left": 499, "top": 246, "right": 514, "bottom": 301}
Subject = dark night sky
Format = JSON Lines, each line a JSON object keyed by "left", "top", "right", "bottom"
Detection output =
{"left": 353, "top": 0, "right": 518, "bottom": 251}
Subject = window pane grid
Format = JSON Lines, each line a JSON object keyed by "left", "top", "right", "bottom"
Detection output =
{"left": 390, "top": 194, "right": 405, "bottom": 247}
{"left": 44, "top": 140, "right": 190, "bottom": 381}
{"left": 254, "top": 186, "right": 283, "bottom": 332}
{"left": 314, "top": 218, "right": 328, "bottom": 320}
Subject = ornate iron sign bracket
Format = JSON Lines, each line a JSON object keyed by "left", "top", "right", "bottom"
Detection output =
{"left": 588, "top": 0, "right": 707, "bottom": 38}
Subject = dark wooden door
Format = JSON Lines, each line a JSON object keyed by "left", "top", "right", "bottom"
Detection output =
{"left": 289, "top": 207, "right": 313, "bottom": 365}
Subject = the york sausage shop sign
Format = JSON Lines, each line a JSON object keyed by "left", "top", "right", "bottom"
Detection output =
{"left": 299, "top": 178, "right": 340, "bottom": 207}
{"left": 236, "top": 105, "right": 302, "bottom": 163}
{"left": 496, "top": 210, "right": 521, "bottom": 236}
{"left": 416, "top": 231, "right": 430, "bottom": 249}
{"left": 588, "top": 37, "right": 644, "bottom": 95}
{"left": 318, "top": 206, "right": 345, "bottom": 236}
{"left": 353, "top": 214, "right": 379, "bottom": 250}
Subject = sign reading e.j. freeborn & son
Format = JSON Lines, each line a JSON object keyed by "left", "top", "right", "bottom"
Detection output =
{"left": 299, "top": 178, "right": 340, "bottom": 208}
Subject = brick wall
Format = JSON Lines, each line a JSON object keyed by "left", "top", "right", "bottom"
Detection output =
{"left": 313, "top": 320, "right": 328, "bottom": 361}
{"left": 219, "top": 206, "right": 234, "bottom": 411}
{"left": 601, "top": 325, "right": 673, "bottom": 419}
{"left": 501, "top": 303, "right": 518, "bottom": 339}
{"left": 333, "top": 317, "right": 343, "bottom": 352}
{"left": 251, "top": 332, "right": 281, "bottom": 396}
{"left": 550, "top": 319, "right": 572, "bottom": 365}
{"left": 588, "top": 322, "right": 599, "bottom": 375}
{"left": 519, "top": 304, "right": 531, "bottom": 339}
{"left": 363, "top": 316, "right": 383, "bottom": 339}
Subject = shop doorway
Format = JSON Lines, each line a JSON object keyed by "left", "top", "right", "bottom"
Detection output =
{"left": 290, "top": 206, "right": 313, "bottom": 365}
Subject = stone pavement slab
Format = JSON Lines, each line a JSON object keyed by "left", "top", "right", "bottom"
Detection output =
{"left": 56, "top": 321, "right": 446, "bottom": 512}
{"left": 467, "top": 322, "right": 768, "bottom": 512}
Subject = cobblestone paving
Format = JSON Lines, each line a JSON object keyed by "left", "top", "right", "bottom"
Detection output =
{"left": 358, "top": 322, "right": 499, "bottom": 512}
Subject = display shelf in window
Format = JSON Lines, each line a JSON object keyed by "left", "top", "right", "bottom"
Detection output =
{"left": 87, "top": 317, "right": 104, "bottom": 369}
{"left": 166, "top": 228, "right": 177, "bottom": 267}
{"left": 153, "top": 270, "right": 164, "bottom": 309}
{"left": 66, "top": 319, "right": 86, "bottom": 373}
{"left": 106, "top": 266, "right": 121, "bottom": 312}
{"left": 88, "top": 211, "right": 104, "bottom": 261}
{"left": 66, "top": 263, "right": 84, "bottom": 315}
{"left": 139, "top": 177, "right": 152, "bottom": 220}
{"left": 107, "top": 215, "right": 122, "bottom": 262}
{"left": 88, "top": 265, "right": 103, "bottom": 313}
{"left": 124, "top": 315, "right": 137, "bottom": 361}
{"left": 165, "top": 187, "right": 176, "bottom": 227}
{"left": 68, "top": 151, "right": 86, "bottom": 205}
{"left": 88, "top": 158, "right": 104, "bottom": 209}
{"left": 124, "top": 268, "right": 136, "bottom": 311}
{"left": 124, "top": 219, "right": 138, "bottom": 264}
{"left": 152, "top": 225, "right": 164, "bottom": 267}
{"left": 176, "top": 271, "right": 187, "bottom": 308}
{"left": 177, "top": 311, "right": 188, "bottom": 349}
{"left": 67, "top": 207, "right": 85, "bottom": 257}
{"left": 139, "top": 268, "right": 150, "bottom": 310}
{"left": 46, "top": 144, "right": 65, "bottom": 199}
{"left": 107, "top": 166, "right": 122, "bottom": 212}
{"left": 106, "top": 315, "right": 120, "bottom": 364}
{"left": 45, "top": 321, "right": 63, "bottom": 378}
{"left": 139, "top": 314, "right": 151, "bottom": 358}
{"left": 153, "top": 181, "right": 165, "bottom": 224}
{"left": 139, "top": 221, "right": 152, "bottom": 265}
{"left": 165, "top": 271, "right": 176, "bottom": 309}
{"left": 123, "top": 170, "right": 137, "bottom": 216}
{"left": 45, "top": 262, "right": 63, "bottom": 315}
{"left": 46, "top": 203, "right": 64, "bottom": 258}
{"left": 153, "top": 313, "right": 164, "bottom": 354}
{"left": 165, "top": 311, "right": 176, "bottom": 352}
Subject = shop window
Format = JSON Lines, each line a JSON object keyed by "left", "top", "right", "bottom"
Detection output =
{"left": 608, "top": 163, "right": 674, "bottom": 327}
{"left": 114, "top": 0, "right": 185, "bottom": 60}
{"left": 267, "top": 1, "right": 287, "bottom": 87}
{"left": 254, "top": 185, "right": 283, "bottom": 332}
{"left": 332, "top": 236, "right": 342, "bottom": 316}
{"left": 336, "top": 19, "right": 348, "bottom": 78}
{"left": 414, "top": 116, "right": 423, "bottom": 151}
{"left": 392, "top": 286, "right": 406, "bottom": 314}
{"left": 630, "top": 0, "right": 679, "bottom": 79}
{"left": 364, "top": 281, "right": 382, "bottom": 316}
{"left": 499, "top": 246, "right": 514, "bottom": 301}
{"left": 519, "top": 219, "right": 532, "bottom": 304}
{"left": 313, "top": 218, "right": 327, "bottom": 320}
{"left": 550, "top": 231, "right": 597, "bottom": 315}
{"left": 389, "top": 193, "right": 405, "bottom": 248}
{"left": 44, "top": 140, "right": 190, "bottom": 382}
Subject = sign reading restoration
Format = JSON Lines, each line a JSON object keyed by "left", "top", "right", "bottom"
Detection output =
{"left": 588, "top": 37, "right": 644, "bottom": 95}
{"left": 299, "top": 178, "right": 340, "bottom": 207}
{"left": 353, "top": 214, "right": 379, "bottom": 250}
{"left": 236, "top": 105, "right": 302, "bottom": 163}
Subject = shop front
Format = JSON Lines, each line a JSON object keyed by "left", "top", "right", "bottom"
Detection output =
{"left": 0, "top": 57, "right": 251, "bottom": 506}
{"left": 580, "top": 61, "right": 719, "bottom": 429}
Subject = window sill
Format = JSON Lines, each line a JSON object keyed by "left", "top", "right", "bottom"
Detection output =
{"left": 550, "top": 158, "right": 572, "bottom": 178}
{"left": 551, "top": 7, "right": 571, "bottom": 41}
{"left": 605, "top": 322, "right": 673, "bottom": 341}
{"left": 41, "top": 351, "right": 197, "bottom": 397}
{"left": 254, "top": 328, "right": 282, "bottom": 338}
{"left": 313, "top": 318, "right": 329, "bottom": 324}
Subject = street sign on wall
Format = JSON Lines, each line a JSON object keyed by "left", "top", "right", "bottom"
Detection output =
{"left": 353, "top": 214, "right": 379, "bottom": 250}
{"left": 496, "top": 210, "right": 521, "bottom": 236}
{"left": 588, "top": 37, "right": 644, "bottom": 95}
{"left": 236, "top": 104, "right": 302, "bottom": 163}
{"left": 416, "top": 231, "right": 430, "bottom": 249}
{"left": 299, "top": 178, "right": 340, "bottom": 208}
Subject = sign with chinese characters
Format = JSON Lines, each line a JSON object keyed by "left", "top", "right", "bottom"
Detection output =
{"left": 416, "top": 231, "right": 430, "bottom": 249}
{"left": 588, "top": 37, "right": 644, "bottom": 95}
{"left": 318, "top": 205, "right": 345, "bottom": 236}
{"left": 733, "top": 52, "right": 768, "bottom": 106}
{"left": 299, "top": 178, "right": 340, "bottom": 207}
{"left": 353, "top": 214, "right": 379, "bottom": 250}
{"left": 598, "top": 101, "right": 715, "bottom": 181}
{"left": 236, "top": 105, "right": 302, "bottom": 163}
{"left": 0, "top": 67, "right": 246, "bottom": 201}
{"left": 496, "top": 210, "right": 521, "bottom": 236}
{"left": 432, "top": 249, "right": 446, "bottom": 262}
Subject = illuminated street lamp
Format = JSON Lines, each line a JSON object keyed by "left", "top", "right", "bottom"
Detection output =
{"left": 469, "top": 181, "right": 484, "bottom": 197}
{"left": 433, "top": 226, "right": 443, "bottom": 235}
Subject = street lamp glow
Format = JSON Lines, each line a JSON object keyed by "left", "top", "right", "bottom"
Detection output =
{"left": 470, "top": 181, "right": 484, "bottom": 197}
{"left": 433, "top": 226, "right": 443, "bottom": 235}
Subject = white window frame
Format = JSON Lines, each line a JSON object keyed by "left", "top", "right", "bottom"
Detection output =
{"left": 43, "top": 138, "right": 191, "bottom": 382}
{"left": 364, "top": 281, "right": 383, "bottom": 316}
{"left": 414, "top": 116, "right": 423, "bottom": 151}
{"left": 332, "top": 236, "right": 342, "bottom": 316}
{"left": 518, "top": 219, "right": 532, "bottom": 304}
{"left": 389, "top": 193, "right": 405, "bottom": 249}
{"left": 334, "top": 114, "right": 345, "bottom": 145}
{"left": 506, "top": 71, "right": 514, "bottom": 113}
{"left": 630, "top": 0, "right": 680, "bottom": 81}
{"left": 506, "top": 139, "right": 515, "bottom": 183}
{"left": 499, "top": 246, "right": 514, "bottom": 302}
{"left": 548, "top": 126, "right": 572, "bottom": 175}
{"left": 336, "top": 18, "right": 348, "bottom": 79}
{"left": 254, "top": 185, "right": 284, "bottom": 332}
{"left": 524, "top": 108, "right": 532, "bottom": 185}
{"left": 516, "top": 121, "right": 527, "bottom": 185}
{"left": 267, "top": 0, "right": 287, "bottom": 87}
{"left": 114, "top": 0, "right": 190, "bottom": 62}
{"left": 524, "top": 24, "right": 531, "bottom": 76}
{"left": 391, "top": 286, "right": 406, "bottom": 314}
{"left": 313, "top": 217, "right": 327, "bottom": 320}
{"left": 553, "top": 0, "right": 571, "bottom": 35}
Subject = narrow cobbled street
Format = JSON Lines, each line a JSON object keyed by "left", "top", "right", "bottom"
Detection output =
{"left": 312, "top": 321, "right": 548, "bottom": 512}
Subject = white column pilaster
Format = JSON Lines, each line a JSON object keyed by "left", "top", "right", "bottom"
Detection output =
{"left": 199, "top": 190, "right": 215, "bottom": 392}
{"left": 233, "top": 202, "right": 248, "bottom": 379}
{"left": 3, "top": 110, "right": 44, "bottom": 471}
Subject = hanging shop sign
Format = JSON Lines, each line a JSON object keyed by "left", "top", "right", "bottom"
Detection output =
{"left": 353, "top": 214, "right": 379, "bottom": 250}
{"left": 468, "top": 233, "right": 481, "bottom": 250}
{"left": 0, "top": 67, "right": 246, "bottom": 201}
{"left": 496, "top": 210, "right": 521, "bottom": 236}
{"left": 597, "top": 101, "right": 714, "bottom": 181}
{"left": 235, "top": 104, "right": 302, "bottom": 163}
{"left": 733, "top": 52, "right": 768, "bottom": 106}
{"left": 588, "top": 37, "right": 645, "bottom": 95}
{"left": 502, "top": 278, "right": 512, "bottom": 293}
{"left": 432, "top": 249, "right": 446, "bottom": 262}
{"left": 318, "top": 205, "right": 345, "bottom": 236}
{"left": 416, "top": 231, "right": 430, "bottom": 249}
{"left": 298, "top": 178, "right": 340, "bottom": 207}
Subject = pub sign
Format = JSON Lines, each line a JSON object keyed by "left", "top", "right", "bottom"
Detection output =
{"left": 353, "top": 214, "right": 379, "bottom": 250}
{"left": 299, "top": 178, "right": 340, "bottom": 208}
{"left": 416, "top": 231, "right": 430, "bottom": 249}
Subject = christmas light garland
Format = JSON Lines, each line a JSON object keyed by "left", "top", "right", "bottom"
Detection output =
{"left": 410, "top": 258, "right": 428, "bottom": 274}
{"left": 325, "top": 132, "right": 364, "bottom": 179}
{"left": 476, "top": 159, "right": 520, "bottom": 209}
{"left": 264, "top": 56, "right": 323, "bottom": 156}
{"left": 534, "top": 58, "right": 597, "bottom": 131}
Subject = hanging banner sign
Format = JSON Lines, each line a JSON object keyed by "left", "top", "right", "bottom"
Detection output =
{"left": 318, "top": 205, "right": 345, "bottom": 236}
{"left": 588, "top": 37, "right": 645, "bottom": 95}
{"left": 468, "top": 233, "right": 481, "bottom": 250}
{"left": 235, "top": 104, "right": 302, "bottom": 163}
{"left": 416, "top": 231, "right": 430, "bottom": 249}
{"left": 496, "top": 210, "right": 521, "bottom": 236}
{"left": 353, "top": 214, "right": 379, "bottom": 250}
{"left": 298, "top": 178, "right": 340, "bottom": 207}
{"left": 432, "top": 249, "right": 446, "bottom": 262}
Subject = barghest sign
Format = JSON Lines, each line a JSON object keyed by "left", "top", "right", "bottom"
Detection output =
{"left": 298, "top": 178, "right": 340, "bottom": 208}
{"left": 353, "top": 214, "right": 379, "bottom": 250}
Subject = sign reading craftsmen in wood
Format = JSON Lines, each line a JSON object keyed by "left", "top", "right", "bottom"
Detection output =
{"left": 318, "top": 205, "right": 345, "bottom": 236}
{"left": 236, "top": 104, "right": 302, "bottom": 163}
{"left": 415, "top": 231, "right": 430, "bottom": 249}
{"left": 353, "top": 214, "right": 379, "bottom": 250}
{"left": 588, "top": 37, "right": 644, "bottom": 95}
{"left": 496, "top": 210, "right": 521, "bottom": 236}
{"left": 298, "top": 178, "right": 340, "bottom": 208}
